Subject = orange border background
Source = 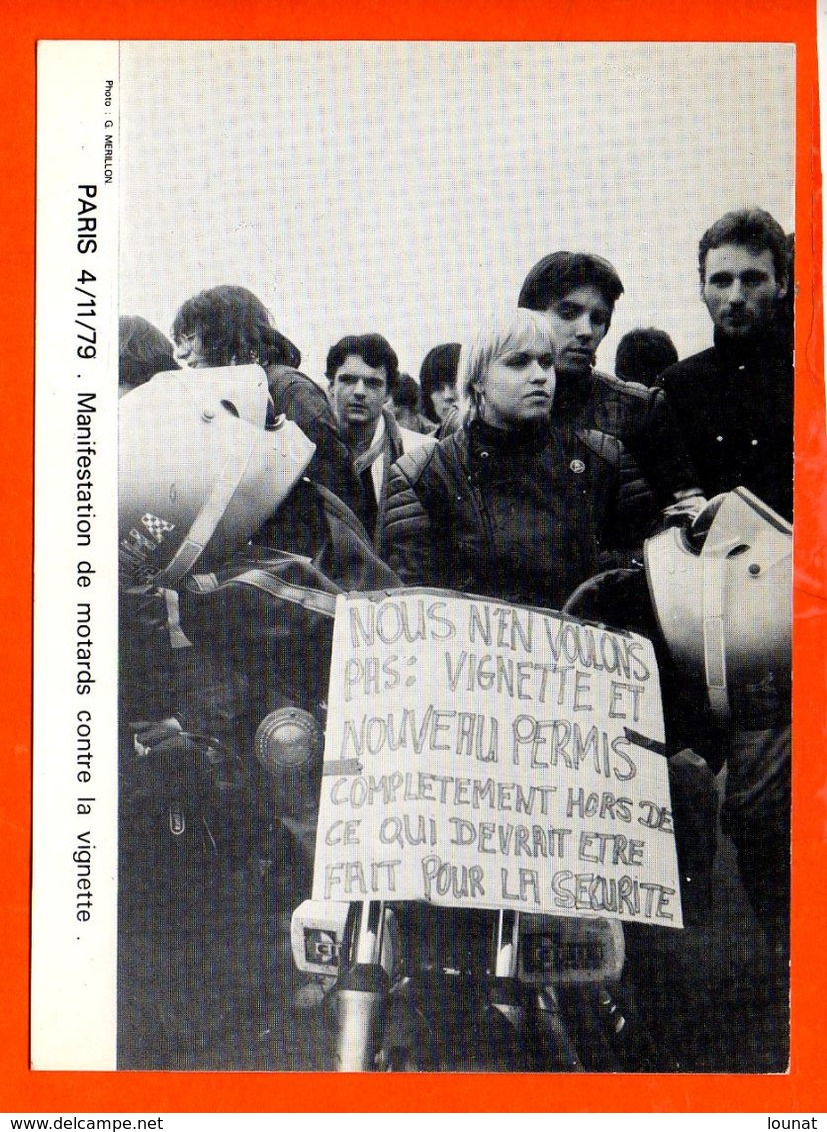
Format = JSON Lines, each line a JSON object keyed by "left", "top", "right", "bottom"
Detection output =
{"left": 6, "top": 0, "right": 826, "bottom": 1113}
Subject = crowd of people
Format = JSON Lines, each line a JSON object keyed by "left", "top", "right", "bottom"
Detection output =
{"left": 118, "top": 206, "right": 794, "bottom": 1065}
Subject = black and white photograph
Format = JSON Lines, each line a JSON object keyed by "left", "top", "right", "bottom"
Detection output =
{"left": 33, "top": 39, "right": 795, "bottom": 1078}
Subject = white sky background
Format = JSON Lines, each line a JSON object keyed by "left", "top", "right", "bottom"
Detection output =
{"left": 120, "top": 41, "right": 795, "bottom": 385}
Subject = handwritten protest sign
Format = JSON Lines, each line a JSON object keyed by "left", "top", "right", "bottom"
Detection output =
{"left": 312, "top": 589, "right": 683, "bottom": 928}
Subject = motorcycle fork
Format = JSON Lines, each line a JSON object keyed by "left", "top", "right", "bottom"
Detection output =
{"left": 488, "top": 909, "right": 522, "bottom": 1028}
{"left": 335, "top": 899, "right": 389, "bottom": 1071}
{"left": 335, "top": 905, "right": 586, "bottom": 1072}
{"left": 535, "top": 984, "right": 586, "bottom": 1072}
{"left": 489, "top": 910, "right": 585, "bottom": 1072}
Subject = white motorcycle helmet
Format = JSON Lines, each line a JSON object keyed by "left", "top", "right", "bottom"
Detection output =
{"left": 119, "top": 364, "right": 316, "bottom": 591}
{"left": 644, "top": 487, "right": 792, "bottom": 720}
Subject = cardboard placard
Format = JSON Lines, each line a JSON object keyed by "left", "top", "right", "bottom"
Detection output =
{"left": 313, "top": 590, "right": 683, "bottom": 928}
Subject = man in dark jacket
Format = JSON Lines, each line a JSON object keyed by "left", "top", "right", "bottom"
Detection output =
{"left": 657, "top": 208, "right": 793, "bottom": 521}
{"left": 518, "top": 251, "right": 702, "bottom": 518}
{"left": 658, "top": 210, "right": 793, "bottom": 994}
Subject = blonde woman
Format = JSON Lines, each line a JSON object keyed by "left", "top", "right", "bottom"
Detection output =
{"left": 384, "top": 308, "right": 652, "bottom": 609}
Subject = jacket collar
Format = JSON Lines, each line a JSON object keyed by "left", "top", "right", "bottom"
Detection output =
{"left": 469, "top": 415, "right": 552, "bottom": 455}
{"left": 712, "top": 326, "right": 780, "bottom": 367}
{"left": 382, "top": 406, "right": 406, "bottom": 461}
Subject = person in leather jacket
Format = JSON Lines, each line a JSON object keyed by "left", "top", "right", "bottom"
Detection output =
{"left": 382, "top": 308, "right": 658, "bottom": 984}
{"left": 383, "top": 309, "right": 656, "bottom": 610}
{"left": 171, "top": 285, "right": 366, "bottom": 523}
{"left": 518, "top": 251, "right": 703, "bottom": 521}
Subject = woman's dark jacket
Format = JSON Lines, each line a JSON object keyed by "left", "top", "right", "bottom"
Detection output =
{"left": 383, "top": 417, "right": 655, "bottom": 611}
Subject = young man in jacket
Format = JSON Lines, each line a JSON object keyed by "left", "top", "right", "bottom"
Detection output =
{"left": 326, "top": 333, "right": 435, "bottom": 555}
{"left": 518, "top": 251, "right": 703, "bottom": 520}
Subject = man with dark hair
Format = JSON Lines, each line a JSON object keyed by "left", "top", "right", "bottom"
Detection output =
{"left": 326, "top": 333, "right": 434, "bottom": 550}
{"left": 615, "top": 327, "right": 679, "bottom": 387}
{"left": 659, "top": 210, "right": 792, "bottom": 1030}
{"left": 697, "top": 206, "right": 789, "bottom": 292}
{"left": 659, "top": 207, "right": 792, "bottom": 520}
{"left": 518, "top": 251, "right": 701, "bottom": 515}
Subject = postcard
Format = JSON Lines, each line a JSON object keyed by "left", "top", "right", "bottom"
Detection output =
{"left": 19, "top": 9, "right": 826, "bottom": 1116}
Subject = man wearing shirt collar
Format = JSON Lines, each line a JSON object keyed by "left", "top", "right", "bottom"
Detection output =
{"left": 327, "top": 333, "right": 434, "bottom": 551}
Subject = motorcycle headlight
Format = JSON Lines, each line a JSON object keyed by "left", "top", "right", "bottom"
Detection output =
{"left": 254, "top": 706, "right": 321, "bottom": 775}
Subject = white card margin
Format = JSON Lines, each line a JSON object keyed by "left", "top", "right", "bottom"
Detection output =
{"left": 32, "top": 40, "right": 120, "bottom": 1070}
